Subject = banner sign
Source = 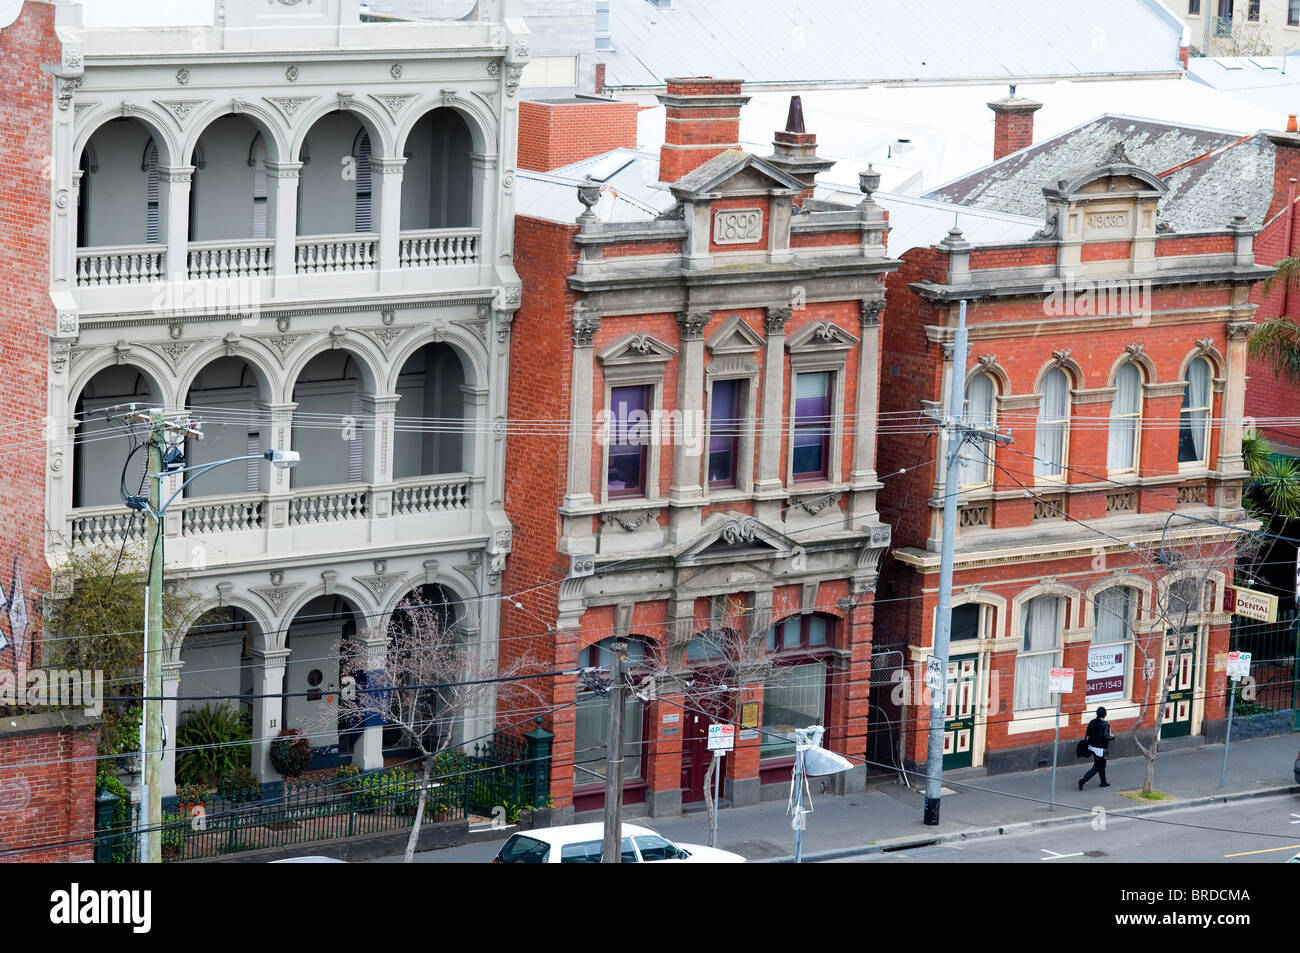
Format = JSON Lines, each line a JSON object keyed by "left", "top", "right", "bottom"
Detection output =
{"left": 1086, "top": 645, "right": 1126, "bottom": 702}
{"left": 1224, "top": 586, "right": 1278, "bottom": 623}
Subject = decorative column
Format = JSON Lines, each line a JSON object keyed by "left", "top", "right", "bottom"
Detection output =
{"left": 754, "top": 306, "right": 791, "bottom": 520}
{"left": 850, "top": 297, "right": 885, "bottom": 524}
{"left": 262, "top": 402, "right": 297, "bottom": 537}
{"left": 462, "top": 384, "right": 491, "bottom": 511}
{"left": 471, "top": 152, "right": 499, "bottom": 283}
{"left": 1220, "top": 319, "right": 1255, "bottom": 481}
{"left": 161, "top": 166, "right": 194, "bottom": 285}
{"left": 264, "top": 161, "right": 301, "bottom": 292}
{"left": 250, "top": 647, "right": 290, "bottom": 782}
{"left": 668, "top": 310, "right": 710, "bottom": 543}
{"left": 564, "top": 305, "right": 601, "bottom": 509}
{"left": 371, "top": 155, "right": 406, "bottom": 288}
{"left": 161, "top": 660, "right": 183, "bottom": 797}
{"left": 352, "top": 634, "right": 388, "bottom": 771}
{"left": 363, "top": 394, "right": 399, "bottom": 543}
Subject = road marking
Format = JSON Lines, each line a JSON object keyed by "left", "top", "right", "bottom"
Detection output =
{"left": 1041, "top": 848, "right": 1084, "bottom": 860}
{"left": 1223, "top": 843, "right": 1300, "bottom": 858}
{"left": 1290, "top": 814, "right": 1300, "bottom": 825}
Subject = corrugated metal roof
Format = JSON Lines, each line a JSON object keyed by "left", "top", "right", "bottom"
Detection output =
{"left": 1188, "top": 55, "right": 1300, "bottom": 116}
{"left": 926, "top": 115, "right": 1275, "bottom": 232}
{"left": 600, "top": 0, "right": 1185, "bottom": 89}
{"left": 816, "top": 187, "right": 1043, "bottom": 254}
{"left": 76, "top": 0, "right": 216, "bottom": 29}
{"left": 516, "top": 149, "right": 673, "bottom": 224}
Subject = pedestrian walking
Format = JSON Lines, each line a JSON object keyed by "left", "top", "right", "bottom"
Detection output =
{"left": 1078, "top": 706, "right": 1113, "bottom": 789}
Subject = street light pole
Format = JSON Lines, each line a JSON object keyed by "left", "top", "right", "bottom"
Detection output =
{"left": 142, "top": 414, "right": 165, "bottom": 863}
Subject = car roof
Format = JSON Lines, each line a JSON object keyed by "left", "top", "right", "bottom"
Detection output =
{"left": 507, "top": 823, "right": 658, "bottom": 847}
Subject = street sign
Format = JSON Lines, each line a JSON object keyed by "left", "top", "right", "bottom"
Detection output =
{"left": 1085, "top": 646, "right": 1125, "bottom": 703}
{"left": 707, "top": 723, "right": 735, "bottom": 752}
{"left": 1226, "top": 651, "right": 1252, "bottom": 680}
{"left": 925, "top": 655, "right": 944, "bottom": 695}
{"left": 1049, "top": 667, "right": 1075, "bottom": 694}
{"left": 1224, "top": 585, "right": 1278, "bottom": 623}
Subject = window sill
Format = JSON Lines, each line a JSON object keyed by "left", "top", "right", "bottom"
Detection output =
{"left": 1005, "top": 707, "right": 1061, "bottom": 734}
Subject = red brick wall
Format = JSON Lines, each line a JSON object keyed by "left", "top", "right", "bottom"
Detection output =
{"left": 499, "top": 215, "right": 578, "bottom": 798}
{"left": 790, "top": 230, "right": 859, "bottom": 248}
{"left": 1154, "top": 234, "right": 1235, "bottom": 257}
{"left": 1247, "top": 193, "right": 1300, "bottom": 447}
{"left": 969, "top": 245, "right": 1057, "bottom": 270}
{"left": 1081, "top": 240, "right": 1133, "bottom": 262}
{"left": 517, "top": 98, "right": 639, "bottom": 172}
{"left": 0, "top": 723, "right": 98, "bottom": 863}
{"left": 707, "top": 196, "right": 771, "bottom": 254}
{"left": 0, "top": 0, "right": 57, "bottom": 670}
{"left": 659, "top": 78, "right": 745, "bottom": 183}
{"left": 991, "top": 109, "right": 1036, "bottom": 160}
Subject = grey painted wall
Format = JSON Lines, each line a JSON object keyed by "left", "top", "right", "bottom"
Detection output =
{"left": 291, "top": 351, "right": 362, "bottom": 488}
{"left": 298, "top": 112, "right": 368, "bottom": 236}
{"left": 80, "top": 118, "right": 167, "bottom": 247}
{"left": 392, "top": 342, "right": 467, "bottom": 477}
{"left": 400, "top": 109, "right": 475, "bottom": 229}
{"left": 190, "top": 116, "right": 264, "bottom": 242}
{"left": 74, "top": 365, "right": 161, "bottom": 508}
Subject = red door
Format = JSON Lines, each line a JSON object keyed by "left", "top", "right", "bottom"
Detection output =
{"left": 680, "top": 710, "right": 711, "bottom": 802}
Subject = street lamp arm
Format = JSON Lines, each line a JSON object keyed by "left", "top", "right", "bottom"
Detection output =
{"left": 149, "top": 450, "right": 300, "bottom": 516}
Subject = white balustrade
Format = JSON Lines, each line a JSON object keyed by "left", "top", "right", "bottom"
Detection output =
{"left": 69, "top": 508, "right": 147, "bottom": 547}
{"left": 187, "top": 240, "right": 274, "bottom": 280}
{"left": 288, "top": 487, "right": 370, "bottom": 525}
{"left": 181, "top": 497, "right": 265, "bottom": 535}
{"left": 75, "top": 245, "right": 166, "bottom": 286}
{"left": 398, "top": 228, "right": 480, "bottom": 268}
{"left": 294, "top": 234, "right": 378, "bottom": 273}
{"left": 392, "top": 476, "right": 472, "bottom": 515}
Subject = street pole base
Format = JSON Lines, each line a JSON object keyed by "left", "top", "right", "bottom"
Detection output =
{"left": 923, "top": 796, "right": 941, "bottom": 826}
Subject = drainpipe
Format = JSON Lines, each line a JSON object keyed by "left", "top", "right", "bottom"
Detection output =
{"left": 1285, "top": 177, "right": 1297, "bottom": 319}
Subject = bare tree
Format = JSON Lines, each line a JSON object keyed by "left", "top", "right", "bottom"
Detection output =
{"left": 647, "top": 595, "right": 771, "bottom": 846}
{"left": 1204, "top": 14, "right": 1273, "bottom": 56}
{"left": 1125, "top": 519, "right": 1246, "bottom": 793}
{"left": 327, "top": 594, "right": 540, "bottom": 863}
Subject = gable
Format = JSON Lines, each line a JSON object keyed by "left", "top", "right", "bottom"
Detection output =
{"left": 707, "top": 314, "right": 764, "bottom": 355}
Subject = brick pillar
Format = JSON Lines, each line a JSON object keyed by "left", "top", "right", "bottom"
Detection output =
{"left": 825, "top": 596, "right": 872, "bottom": 794}
{"left": 657, "top": 77, "right": 750, "bottom": 182}
{"left": 987, "top": 96, "right": 1042, "bottom": 160}
{"left": 1265, "top": 127, "right": 1300, "bottom": 223}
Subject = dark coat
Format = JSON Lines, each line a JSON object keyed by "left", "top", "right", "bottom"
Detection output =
{"left": 1085, "top": 717, "right": 1113, "bottom": 753}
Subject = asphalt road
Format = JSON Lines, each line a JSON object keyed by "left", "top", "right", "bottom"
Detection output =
{"left": 846, "top": 794, "right": 1300, "bottom": 864}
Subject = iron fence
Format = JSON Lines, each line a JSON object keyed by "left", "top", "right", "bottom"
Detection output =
{"left": 1228, "top": 609, "right": 1299, "bottom": 724}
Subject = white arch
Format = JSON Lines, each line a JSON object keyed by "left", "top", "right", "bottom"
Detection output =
{"left": 75, "top": 107, "right": 180, "bottom": 168}
{"left": 396, "top": 99, "right": 495, "bottom": 158}
{"left": 174, "top": 344, "right": 279, "bottom": 409}
{"left": 291, "top": 99, "right": 394, "bottom": 160}
{"left": 282, "top": 334, "right": 385, "bottom": 403}
{"left": 69, "top": 349, "right": 177, "bottom": 411}
{"left": 385, "top": 326, "right": 485, "bottom": 394}
{"left": 182, "top": 102, "right": 290, "bottom": 165}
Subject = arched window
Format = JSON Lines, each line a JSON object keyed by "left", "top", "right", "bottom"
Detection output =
{"left": 1034, "top": 368, "right": 1070, "bottom": 479}
{"left": 1014, "top": 595, "right": 1062, "bottom": 710}
{"left": 1107, "top": 362, "right": 1143, "bottom": 473}
{"left": 1178, "top": 357, "right": 1212, "bottom": 466}
{"left": 761, "top": 614, "right": 833, "bottom": 763}
{"left": 1090, "top": 586, "right": 1135, "bottom": 703}
{"left": 574, "top": 637, "right": 649, "bottom": 791}
{"left": 958, "top": 373, "right": 996, "bottom": 486}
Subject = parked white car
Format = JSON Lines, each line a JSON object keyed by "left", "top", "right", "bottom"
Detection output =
{"left": 493, "top": 823, "right": 745, "bottom": 863}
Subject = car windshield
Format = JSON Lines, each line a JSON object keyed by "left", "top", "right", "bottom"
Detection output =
{"left": 559, "top": 837, "right": 637, "bottom": 863}
{"left": 498, "top": 835, "right": 550, "bottom": 863}
{"left": 633, "top": 835, "right": 686, "bottom": 861}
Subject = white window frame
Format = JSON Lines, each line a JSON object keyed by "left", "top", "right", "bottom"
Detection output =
{"left": 1107, "top": 361, "right": 1143, "bottom": 476}
{"left": 958, "top": 373, "right": 997, "bottom": 488}
{"left": 1013, "top": 594, "right": 1063, "bottom": 713}
{"left": 1178, "top": 356, "right": 1213, "bottom": 470}
{"left": 1034, "top": 367, "right": 1071, "bottom": 484}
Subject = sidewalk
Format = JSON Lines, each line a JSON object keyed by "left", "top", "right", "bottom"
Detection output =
{"left": 397, "top": 731, "right": 1299, "bottom": 863}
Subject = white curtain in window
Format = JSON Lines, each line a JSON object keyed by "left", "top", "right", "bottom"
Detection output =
{"left": 1094, "top": 587, "right": 1132, "bottom": 644}
{"left": 958, "top": 374, "right": 995, "bottom": 485}
{"left": 1107, "top": 363, "right": 1141, "bottom": 472}
{"left": 1014, "top": 595, "right": 1060, "bottom": 710}
{"left": 1179, "top": 358, "right": 1211, "bottom": 464}
{"left": 1034, "top": 369, "right": 1068, "bottom": 478}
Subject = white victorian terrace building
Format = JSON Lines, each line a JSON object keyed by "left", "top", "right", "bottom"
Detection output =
{"left": 46, "top": 0, "right": 528, "bottom": 794}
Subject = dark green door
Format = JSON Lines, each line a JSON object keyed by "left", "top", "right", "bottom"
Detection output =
{"left": 943, "top": 656, "right": 978, "bottom": 769}
{"left": 1161, "top": 627, "right": 1197, "bottom": 739}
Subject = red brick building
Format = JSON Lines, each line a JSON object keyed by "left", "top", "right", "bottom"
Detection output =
{"left": 0, "top": 0, "right": 99, "bottom": 863}
{"left": 878, "top": 145, "right": 1268, "bottom": 773}
{"left": 504, "top": 82, "right": 897, "bottom": 819}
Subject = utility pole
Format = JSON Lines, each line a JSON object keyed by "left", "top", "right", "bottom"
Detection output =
{"left": 922, "top": 300, "right": 1012, "bottom": 826}
{"left": 601, "top": 639, "right": 627, "bottom": 863}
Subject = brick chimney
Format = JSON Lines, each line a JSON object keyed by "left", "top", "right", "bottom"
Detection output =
{"left": 1266, "top": 117, "right": 1300, "bottom": 222}
{"left": 518, "top": 97, "right": 639, "bottom": 172}
{"left": 988, "top": 88, "right": 1042, "bottom": 160}
{"left": 657, "top": 77, "right": 750, "bottom": 182}
{"left": 765, "top": 95, "right": 834, "bottom": 203}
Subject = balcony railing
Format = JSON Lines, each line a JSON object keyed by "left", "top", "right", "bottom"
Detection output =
{"left": 187, "top": 239, "right": 274, "bottom": 280}
{"left": 392, "top": 474, "right": 473, "bottom": 515}
{"left": 69, "top": 473, "right": 473, "bottom": 548}
{"left": 295, "top": 234, "right": 377, "bottom": 273}
{"left": 76, "top": 244, "right": 166, "bottom": 287}
{"left": 399, "top": 228, "right": 480, "bottom": 268}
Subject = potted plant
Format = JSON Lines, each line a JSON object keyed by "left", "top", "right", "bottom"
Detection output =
{"left": 176, "top": 783, "right": 206, "bottom": 817}
{"left": 268, "top": 728, "right": 313, "bottom": 783}
{"left": 217, "top": 765, "right": 261, "bottom": 804}
{"left": 160, "top": 811, "right": 185, "bottom": 860}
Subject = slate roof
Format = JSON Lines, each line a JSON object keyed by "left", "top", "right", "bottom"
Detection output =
{"left": 599, "top": 0, "right": 1186, "bottom": 90}
{"left": 926, "top": 115, "right": 1276, "bottom": 232}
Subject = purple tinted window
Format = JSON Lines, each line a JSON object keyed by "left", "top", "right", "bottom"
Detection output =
{"left": 607, "top": 385, "right": 648, "bottom": 497}
{"left": 708, "top": 379, "right": 741, "bottom": 487}
{"left": 792, "top": 372, "right": 831, "bottom": 479}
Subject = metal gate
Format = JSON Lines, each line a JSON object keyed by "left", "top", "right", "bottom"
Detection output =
{"left": 1229, "top": 608, "right": 1300, "bottom": 729}
{"left": 866, "top": 649, "right": 905, "bottom": 777}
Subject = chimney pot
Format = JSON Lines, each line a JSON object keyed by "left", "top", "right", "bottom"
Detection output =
{"left": 1288, "top": 113, "right": 1298, "bottom": 132}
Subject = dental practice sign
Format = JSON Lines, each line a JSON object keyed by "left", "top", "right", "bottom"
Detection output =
{"left": 1223, "top": 585, "right": 1278, "bottom": 623}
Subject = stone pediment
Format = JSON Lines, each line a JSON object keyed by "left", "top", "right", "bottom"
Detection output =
{"left": 786, "top": 320, "right": 859, "bottom": 353}
{"left": 707, "top": 314, "right": 764, "bottom": 355}
{"left": 674, "top": 514, "right": 802, "bottom": 566}
{"left": 669, "top": 149, "right": 806, "bottom": 201}
{"left": 598, "top": 333, "right": 677, "bottom": 366}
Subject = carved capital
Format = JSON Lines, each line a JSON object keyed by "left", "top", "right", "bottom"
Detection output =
{"left": 676, "top": 310, "right": 711, "bottom": 341}
{"left": 859, "top": 298, "right": 885, "bottom": 327}
{"left": 571, "top": 307, "right": 601, "bottom": 347}
{"left": 765, "top": 306, "right": 792, "bottom": 336}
